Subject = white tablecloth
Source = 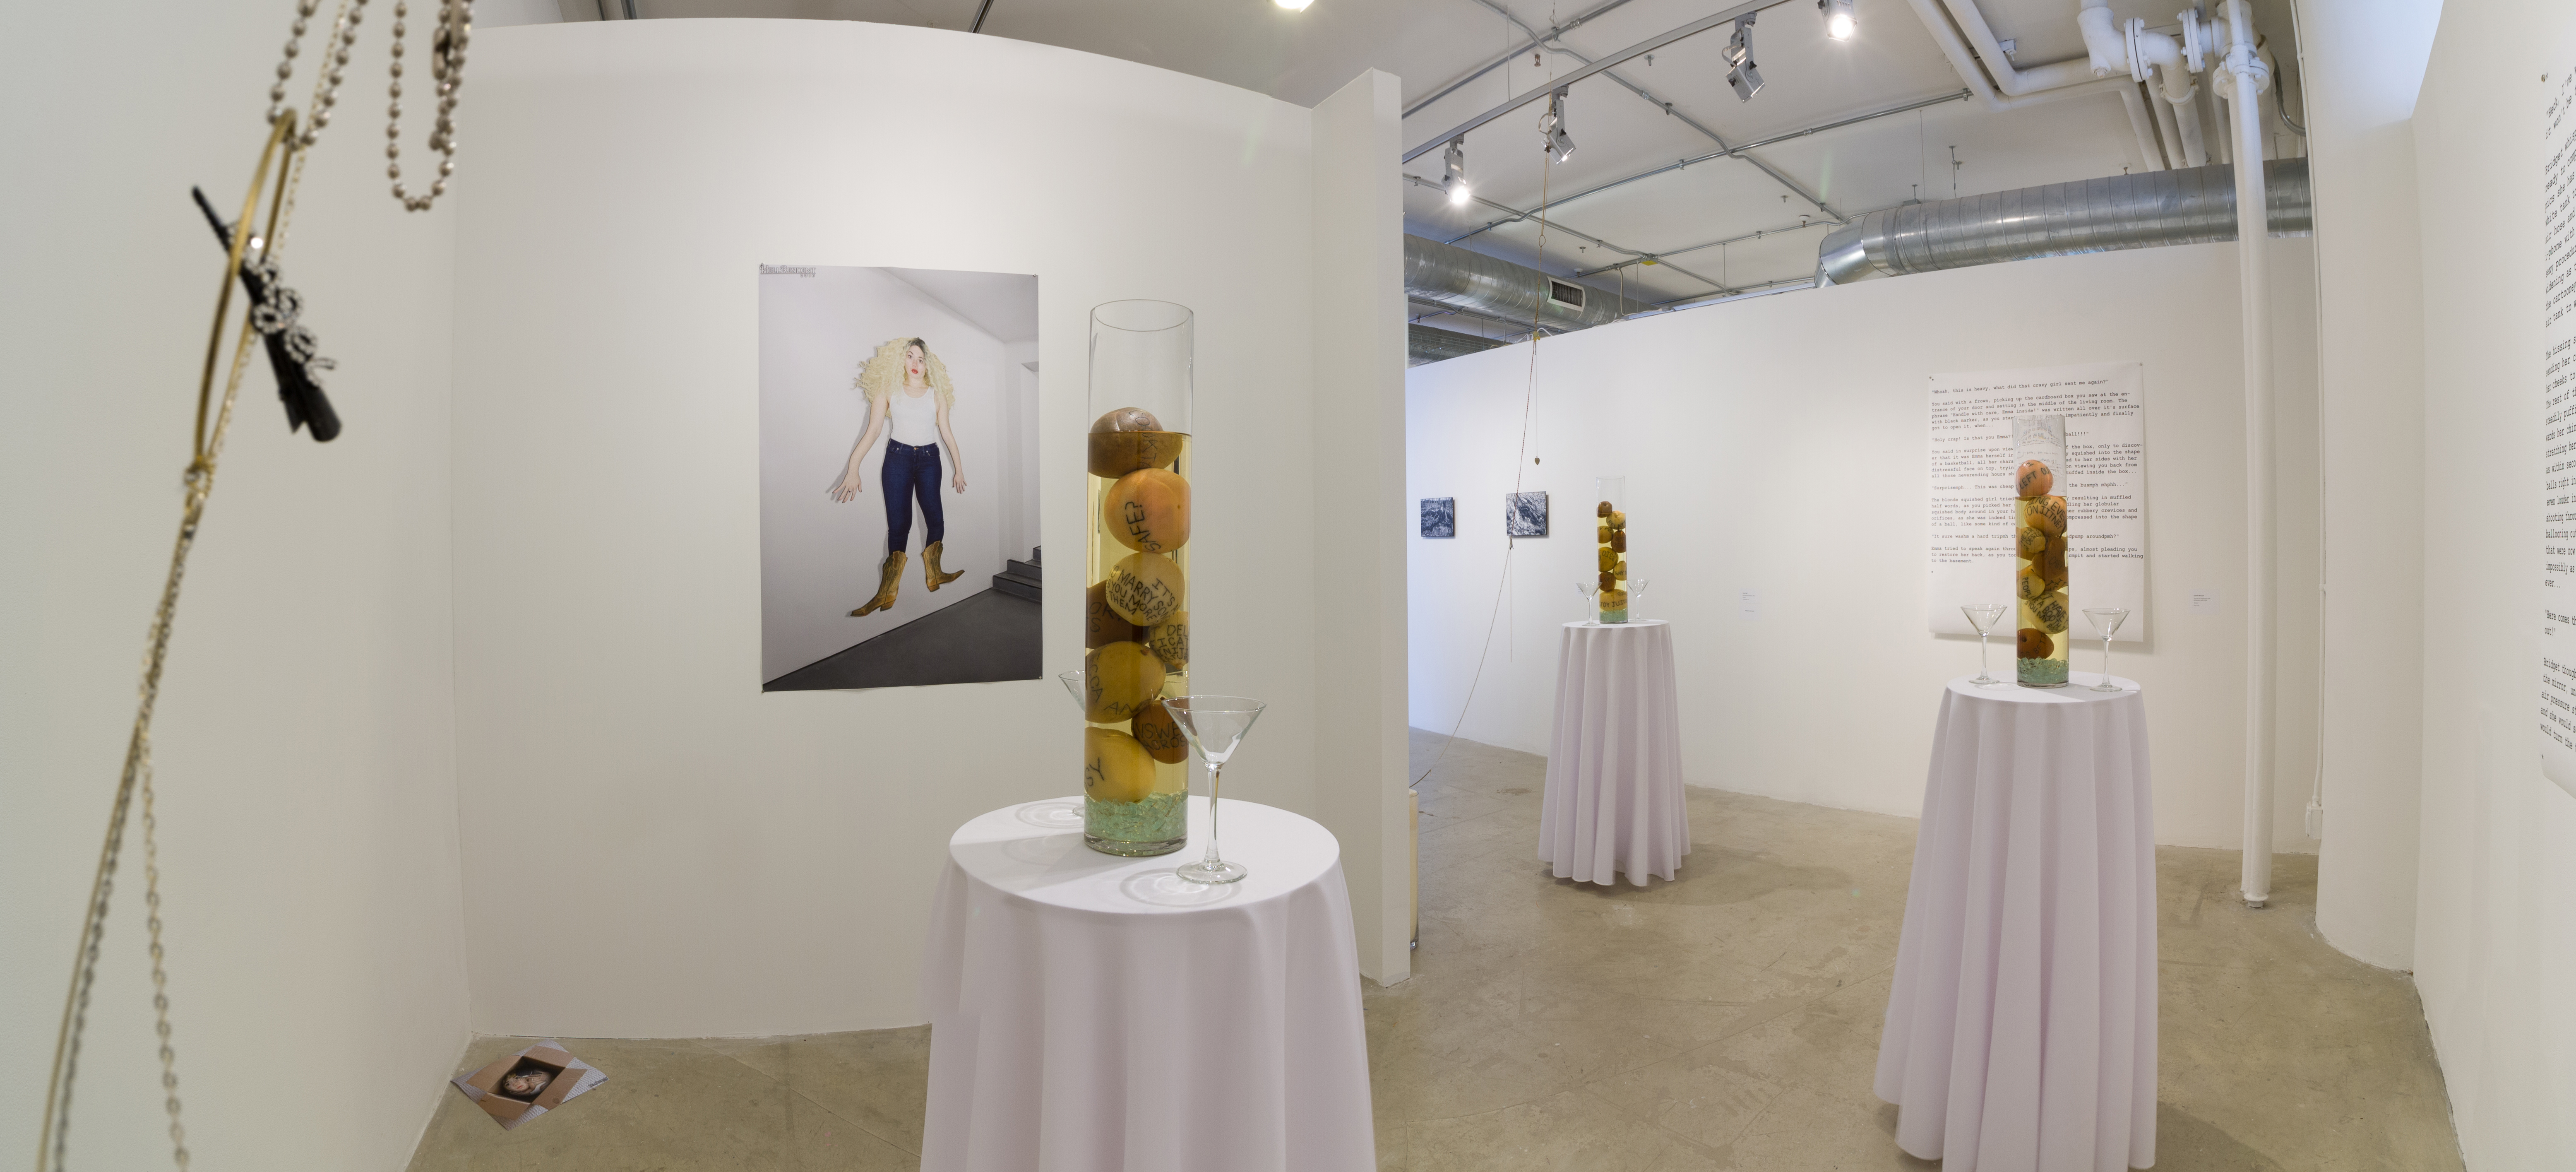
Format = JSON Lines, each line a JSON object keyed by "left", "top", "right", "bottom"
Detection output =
{"left": 1540, "top": 619, "right": 1690, "bottom": 885}
{"left": 1876, "top": 674, "right": 2156, "bottom": 1172}
{"left": 920, "top": 796, "right": 1375, "bottom": 1172}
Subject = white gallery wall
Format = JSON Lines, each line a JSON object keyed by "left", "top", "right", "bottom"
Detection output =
{"left": 2293, "top": 0, "right": 2441, "bottom": 972}
{"left": 451, "top": 20, "right": 1409, "bottom": 1039}
{"left": 1407, "top": 239, "right": 2323, "bottom": 854}
{"left": 2410, "top": 0, "right": 2576, "bottom": 1165}
{"left": 1, "top": 1, "right": 469, "bottom": 1168}
{"left": 756, "top": 265, "right": 1024, "bottom": 681}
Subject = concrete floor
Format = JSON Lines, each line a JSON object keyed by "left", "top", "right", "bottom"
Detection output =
{"left": 404, "top": 731, "right": 2463, "bottom": 1171}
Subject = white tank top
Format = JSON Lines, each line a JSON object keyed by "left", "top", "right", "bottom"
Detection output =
{"left": 888, "top": 389, "right": 938, "bottom": 446}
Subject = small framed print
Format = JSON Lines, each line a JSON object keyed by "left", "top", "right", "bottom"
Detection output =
{"left": 1504, "top": 491, "right": 1548, "bottom": 537}
{"left": 1420, "top": 497, "right": 1456, "bottom": 539}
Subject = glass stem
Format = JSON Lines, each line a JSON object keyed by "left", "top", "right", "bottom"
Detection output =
{"left": 1201, "top": 763, "right": 1225, "bottom": 867}
{"left": 1979, "top": 632, "right": 1990, "bottom": 679}
{"left": 2102, "top": 637, "right": 2113, "bottom": 680}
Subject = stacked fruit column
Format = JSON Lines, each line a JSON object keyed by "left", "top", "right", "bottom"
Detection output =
{"left": 2013, "top": 457, "right": 2071, "bottom": 687}
{"left": 1077, "top": 301, "right": 1196, "bottom": 856}
{"left": 1596, "top": 478, "right": 1629, "bottom": 623}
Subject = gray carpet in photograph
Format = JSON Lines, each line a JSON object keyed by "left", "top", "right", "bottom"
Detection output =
{"left": 765, "top": 588, "right": 1039, "bottom": 692}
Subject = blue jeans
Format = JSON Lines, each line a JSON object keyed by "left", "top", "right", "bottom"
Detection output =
{"left": 882, "top": 439, "right": 946, "bottom": 554}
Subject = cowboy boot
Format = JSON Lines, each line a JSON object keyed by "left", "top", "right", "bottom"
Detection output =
{"left": 924, "top": 540, "right": 964, "bottom": 591}
{"left": 851, "top": 551, "right": 906, "bottom": 616}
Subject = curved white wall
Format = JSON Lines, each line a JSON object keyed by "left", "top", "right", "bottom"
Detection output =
{"left": 451, "top": 20, "right": 1407, "bottom": 1038}
{"left": 3, "top": 2, "right": 467, "bottom": 1167}
{"left": 2411, "top": 0, "right": 2576, "bottom": 1165}
{"left": 1407, "top": 239, "right": 2322, "bottom": 852}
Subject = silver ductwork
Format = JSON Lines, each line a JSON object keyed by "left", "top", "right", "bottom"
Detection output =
{"left": 1404, "top": 233, "right": 1650, "bottom": 333}
{"left": 1409, "top": 323, "right": 1510, "bottom": 366}
{"left": 1817, "top": 158, "right": 2311, "bottom": 285}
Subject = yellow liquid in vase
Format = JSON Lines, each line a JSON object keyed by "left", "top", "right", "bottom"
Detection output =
{"left": 1081, "top": 433, "right": 1190, "bottom": 854}
{"left": 2015, "top": 494, "right": 2071, "bottom": 687}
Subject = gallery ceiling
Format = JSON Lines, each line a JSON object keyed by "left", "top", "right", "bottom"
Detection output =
{"left": 488, "top": 0, "right": 2305, "bottom": 331}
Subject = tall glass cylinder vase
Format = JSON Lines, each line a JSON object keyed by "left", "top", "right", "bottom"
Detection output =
{"left": 1080, "top": 301, "right": 1194, "bottom": 856}
{"left": 1595, "top": 477, "right": 1629, "bottom": 623}
{"left": 2012, "top": 416, "right": 2071, "bottom": 687}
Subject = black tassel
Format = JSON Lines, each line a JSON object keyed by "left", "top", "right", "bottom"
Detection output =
{"left": 192, "top": 187, "right": 341, "bottom": 441}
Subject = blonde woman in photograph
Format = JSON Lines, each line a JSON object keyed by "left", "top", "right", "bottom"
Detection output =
{"left": 831, "top": 336, "right": 969, "bottom": 616}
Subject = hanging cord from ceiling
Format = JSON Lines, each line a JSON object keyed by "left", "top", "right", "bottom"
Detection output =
{"left": 40, "top": 114, "right": 303, "bottom": 1172}
{"left": 39, "top": 0, "right": 470, "bottom": 1163}
{"left": 1414, "top": 79, "right": 1562, "bottom": 790}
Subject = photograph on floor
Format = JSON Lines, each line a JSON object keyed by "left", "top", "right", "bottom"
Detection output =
{"left": 759, "top": 265, "right": 1042, "bottom": 691}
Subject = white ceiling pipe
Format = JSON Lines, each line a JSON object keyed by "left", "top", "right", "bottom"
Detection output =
{"left": 2217, "top": 0, "right": 2277, "bottom": 910}
{"left": 1942, "top": 0, "right": 2099, "bottom": 95}
{"left": 2164, "top": 66, "right": 2210, "bottom": 166}
{"left": 2150, "top": 84, "right": 2189, "bottom": 168}
{"left": 2117, "top": 83, "right": 2168, "bottom": 171}
{"left": 2078, "top": 3, "right": 2216, "bottom": 168}
{"left": 1902, "top": 0, "right": 2135, "bottom": 112}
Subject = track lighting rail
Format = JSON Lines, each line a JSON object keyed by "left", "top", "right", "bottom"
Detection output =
{"left": 1401, "top": 0, "right": 1785, "bottom": 163}
{"left": 1442, "top": 89, "right": 1969, "bottom": 246}
{"left": 1403, "top": 0, "right": 1643, "bottom": 119}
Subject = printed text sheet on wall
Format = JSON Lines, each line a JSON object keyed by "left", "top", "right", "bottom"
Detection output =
{"left": 1927, "top": 362, "right": 2148, "bottom": 640}
{"left": 2540, "top": 60, "right": 2576, "bottom": 798}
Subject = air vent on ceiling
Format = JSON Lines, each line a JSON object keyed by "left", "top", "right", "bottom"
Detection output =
{"left": 1547, "top": 280, "right": 1586, "bottom": 310}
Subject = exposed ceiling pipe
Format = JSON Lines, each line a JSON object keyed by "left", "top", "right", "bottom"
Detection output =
{"left": 1902, "top": 0, "right": 2136, "bottom": 113}
{"left": 2081, "top": 5, "right": 2218, "bottom": 167}
{"left": 1814, "top": 157, "right": 2309, "bottom": 284}
{"left": 2217, "top": 0, "right": 2277, "bottom": 911}
{"left": 1941, "top": 0, "right": 2098, "bottom": 94}
{"left": 1408, "top": 324, "right": 1511, "bottom": 366}
{"left": 2150, "top": 85, "right": 2188, "bottom": 168}
{"left": 1404, "top": 234, "right": 1651, "bottom": 334}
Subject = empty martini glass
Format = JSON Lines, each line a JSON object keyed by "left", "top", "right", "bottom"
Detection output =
{"left": 1161, "top": 695, "right": 1267, "bottom": 884}
{"left": 2083, "top": 608, "right": 2131, "bottom": 691}
{"left": 1961, "top": 603, "right": 2009, "bottom": 686}
{"left": 1574, "top": 580, "right": 1599, "bottom": 625}
{"left": 1627, "top": 578, "right": 1648, "bottom": 618}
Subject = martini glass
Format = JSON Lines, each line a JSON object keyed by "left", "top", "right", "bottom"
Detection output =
{"left": 2083, "top": 608, "right": 2131, "bottom": 691}
{"left": 1627, "top": 578, "right": 1649, "bottom": 619}
{"left": 1574, "top": 580, "right": 1598, "bottom": 625}
{"left": 1162, "top": 695, "right": 1267, "bottom": 884}
{"left": 1058, "top": 669, "right": 1085, "bottom": 711}
{"left": 1961, "top": 603, "right": 2009, "bottom": 686}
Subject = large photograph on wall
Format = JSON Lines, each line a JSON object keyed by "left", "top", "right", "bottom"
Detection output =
{"left": 759, "top": 265, "right": 1042, "bottom": 691}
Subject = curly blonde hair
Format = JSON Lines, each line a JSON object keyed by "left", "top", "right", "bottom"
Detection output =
{"left": 855, "top": 336, "right": 956, "bottom": 411}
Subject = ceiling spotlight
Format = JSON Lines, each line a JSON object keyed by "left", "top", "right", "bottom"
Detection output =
{"left": 1444, "top": 136, "right": 1473, "bottom": 205}
{"left": 1539, "top": 87, "right": 1576, "bottom": 163}
{"left": 1725, "top": 14, "right": 1764, "bottom": 101}
{"left": 1817, "top": 0, "right": 1855, "bottom": 40}
{"left": 1274, "top": 0, "right": 1313, "bottom": 10}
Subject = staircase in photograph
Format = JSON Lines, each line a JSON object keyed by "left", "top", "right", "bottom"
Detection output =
{"left": 994, "top": 546, "right": 1040, "bottom": 602}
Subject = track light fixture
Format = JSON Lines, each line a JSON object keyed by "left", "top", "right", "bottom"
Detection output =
{"left": 1817, "top": 0, "right": 1856, "bottom": 41}
{"left": 1725, "top": 14, "right": 1764, "bottom": 101}
{"left": 1539, "top": 87, "right": 1576, "bottom": 163}
{"left": 1443, "top": 136, "right": 1473, "bottom": 205}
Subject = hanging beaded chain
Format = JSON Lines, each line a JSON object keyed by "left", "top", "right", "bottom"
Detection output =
{"left": 41, "top": 7, "right": 480, "bottom": 1172}
{"left": 386, "top": 0, "right": 471, "bottom": 212}
{"left": 260, "top": 0, "right": 473, "bottom": 211}
{"left": 267, "top": 0, "right": 368, "bottom": 148}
